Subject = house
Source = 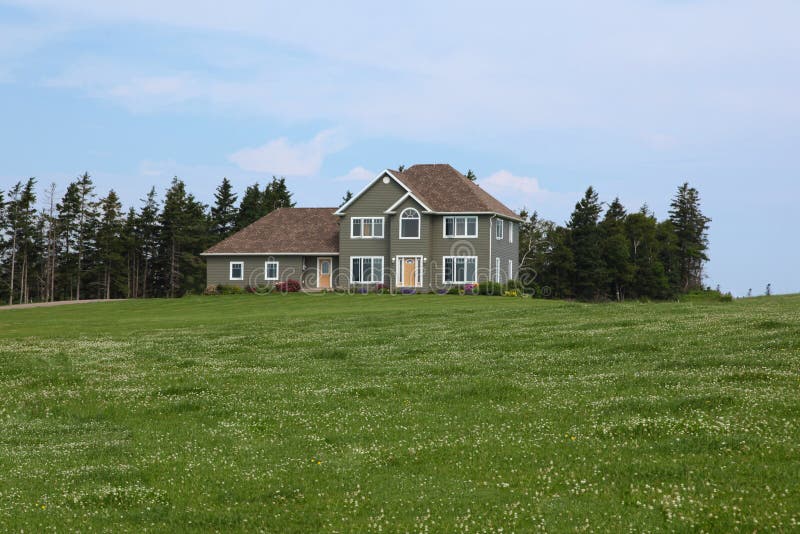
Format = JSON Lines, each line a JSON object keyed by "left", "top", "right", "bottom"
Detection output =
{"left": 202, "top": 164, "right": 521, "bottom": 291}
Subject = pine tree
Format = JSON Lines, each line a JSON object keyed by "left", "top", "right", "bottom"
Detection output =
{"left": 625, "top": 208, "right": 670, "bottom": 299}
{"left": 669, "top": 183, "right": 711, "bottom": 292}
{"left": 600, "top": 198, "right": 634, "bottom": 301}
{"left": 263, "top": 176, "right": 295, "bottom": 211}
{"left": 138, "top": 188, "right": 160, "bottom": 298}
{"left": 58, "top": 173, "right": 99, "bottom": 300}
{"left": 95, "top": 190, "right": 124, "bottom": 299}
{"left": 236, "top": 183, "right": 265, "bottom": 230}
{"left": 156, "top": 177, "right": 210, "bottom": 297}
{"left": 4, "top": 179, "right": 37, "bottom": 304}
{"left": 340, "top": 190, "right": 353, "bottom": 207}
{"left": 210, "top": 178, "right": 238, "bottom": 239}
{"left": 465, "top": 169, "right": 477, "bottom": 181}
{"left": 567, "top": 187, "right": 606, "bottom": 300}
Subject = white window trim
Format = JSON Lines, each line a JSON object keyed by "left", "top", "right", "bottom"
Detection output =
{"left": 350, "top": 256, "right": 384, "bottom": 284}
{"left": 350, "top": 217, "right": 385, "bottom": 239}
{"left": 442, "top": 216, "right": 479, "bottom": 238}
{"left": 399, "top": 208, "right": 421, "bottom": 240}
{"left": 495, "top": 219, "right": 504, "bottom": 240}
{"left": 396, "top": 255, "right": 423, "bottom": 287}
{"left": 442, "top": 256, "right": 478, "bottom": 284}
{"left": 264, "top": 260, "right": 279, "bottom": 281}
{"left": 509, "top": 259, "right": 513, "bottom": 280}
{"left": 229, "top": 261, "right": 244, "bottom": 281}
{"left": 495, "top": 257, "right": 501, "bottom": 282}
{"left": 509, "top": 222, "right": 514, "bottom": 244}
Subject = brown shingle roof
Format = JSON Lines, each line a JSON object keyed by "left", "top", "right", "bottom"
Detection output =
{"left": 203, "top": 208, "right": 339, "bottom": 254}
{"left": 393, "top": 164, "right": 520, "bottom": 219}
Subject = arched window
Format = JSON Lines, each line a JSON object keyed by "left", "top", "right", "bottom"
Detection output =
{"left": 400, "top": 208, "right": 420, "bottom": 239}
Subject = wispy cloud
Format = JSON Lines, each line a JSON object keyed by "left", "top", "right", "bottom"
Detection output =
{"left": 481, "top": 170, "right": 577, "bottom": 220}
{"left": 333, "top": 166, "right": 374, "bottom": 182}
{"left": 228, "top": 130, "right": 347, "bottom": 176}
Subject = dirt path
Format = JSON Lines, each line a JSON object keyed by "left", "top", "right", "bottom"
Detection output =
{"left": 0, "top": 299, "right": 125, "bottom": 311}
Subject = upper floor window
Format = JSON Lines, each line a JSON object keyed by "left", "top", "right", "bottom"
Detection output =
{"left": 351, "top": 217, "right": 384, "bottom": 239}
{"left": 400, "top": 208, "right": 420, "bottom": 239}
{"left": 443, "top": 216, "right": 478, "bottom": 238}
{"left": 495, "top": 219, "right": 504, "bottom": 240}
{"left": 509, "top": 223, "right": 514, "bottom": 243}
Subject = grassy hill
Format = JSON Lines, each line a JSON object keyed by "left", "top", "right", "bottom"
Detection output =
{"left": 1, "top": 294, "right": 799, "bottom": 531}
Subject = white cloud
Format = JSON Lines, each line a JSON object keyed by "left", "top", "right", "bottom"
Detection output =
{"left": 228, "top": 130, "right": 347, "bottom": 176}
{"left": 481, "top": 170, "right": 577, "bottom": 221}
{"left": 333, "top": 166, "right": 374, "bottom": 182}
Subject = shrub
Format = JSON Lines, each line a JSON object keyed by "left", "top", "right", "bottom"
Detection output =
{"left": 680, "top": 289, "right": 733, "bottom": 303}
{"left": 464, "top": 283, "right": 478, "bottom": 295}
{"left": 477, "top": 281, "right": 504, "bottom": 296}
{"left": 505, "top": 280, "right": 522, "bottom": 292}
{"left": 217, "top": 284, "right": 244, "bottom": 295}
{"left": 503, "top": 290, "right": 520, "bottom": 297}
{"left": 275, "top": 279, "right": 302, "bottom": 293}
{"left": 446, "top": 287, "right": 460, "bottom": 295}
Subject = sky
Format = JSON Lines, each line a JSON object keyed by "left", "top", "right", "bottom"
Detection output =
{"left": 0, "top": 1, "right": 798, "bottom": 296}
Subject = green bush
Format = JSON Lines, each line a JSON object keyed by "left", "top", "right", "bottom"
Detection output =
{"left": 477, "top": 281, "right": 504, "bottom": 296}
{"left": 680, "top": 289, "right": 733, "bottom": 303}
{"left": 446, "top": 287, "right": 460, "bottom": 295}
{"left": 217, "top": 284, "right": 244, "bottom": 295}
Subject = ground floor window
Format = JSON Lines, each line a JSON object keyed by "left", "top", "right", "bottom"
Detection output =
{"left": 230, "top": 261, "right": 243, "bottom": 281}
{"left": 443, "top": 256, "right": 477, "bottom": 284}
{"left": 265, "top": 261, "right": 279, "bottom": 281}
{"left": 495, "top": 257, "right": 501, "bottom": 282}
{"left": 351, "top": 256, "right": 384, "bottom": 283}
{"left": 508, "top": 259, "right": 513, "bottom": 280}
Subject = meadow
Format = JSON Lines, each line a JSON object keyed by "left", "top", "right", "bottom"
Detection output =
{"left": 1, "top": 294, "right": 799, "bottom": 532}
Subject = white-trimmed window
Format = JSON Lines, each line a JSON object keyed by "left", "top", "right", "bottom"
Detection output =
{"left": 443, "top": 216, "right": 478, "bottom": 238}
{"left": 508, "top": 259, "right": 513, "bottom": 280}
{"left": 495, "top": 219, "right": 504, "bottom": 240}
{"left": 443, "top": 256, "right": 477, "bottom": 284}
{"left": 229, "top": 261, "right": 243, "bottom": 281}
{"left": 399, "top": 208, "right": 420, "bottom": 239}
{"left": 495, "top": 257, "right": 501, "bottom": 282}
{"left": 351, "top": 256, "right": 384, "bottom": 284}
{"left": 265, "top": 261, "right": 279, "bottom": 281}
{"left": 351, "top": 217, "right": 384, "bottom": 239}
{"left": 509, "top": 223, "right": 514, "bottom": 243}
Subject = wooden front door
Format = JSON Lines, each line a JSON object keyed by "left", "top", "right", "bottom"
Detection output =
{"left": 398, "top": 256, "right": 421, "bottom": 287}
{"left": 317, "top": 257, "right": 332, "bottom": 289}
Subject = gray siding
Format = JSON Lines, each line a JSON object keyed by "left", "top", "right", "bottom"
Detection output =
{"left": 389, "top": 196, "right": 432, "bottom": 288}
{"left": 490, "top": 218, "right": 520, "bottom": 285}
{"left": 338, "top": 178, "right": 405, "bottom": 287}
{"left": 206, "top": 255, "right": 339, "bottom": 289}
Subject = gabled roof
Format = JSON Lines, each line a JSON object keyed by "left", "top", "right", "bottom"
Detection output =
{"left": 395, "top": 164, "right": 520, "bottom": 219}
{"left": 336, "top": 164, "right": 520, "bottom": 220}
{"left": 202, "top": 208, "right": 339, "bottom": 255}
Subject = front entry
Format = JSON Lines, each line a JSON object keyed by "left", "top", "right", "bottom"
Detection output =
{"left": 317, "top": 257, "right": 332, "bottom": 289}
{"left": 397, "top": 256, "right": 422, "bottom": 287}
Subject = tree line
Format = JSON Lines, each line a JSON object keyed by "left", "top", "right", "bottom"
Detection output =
{"left": 0, "top": 174, "right": 294, "bottom": 304}
{"left": 518, "top": 183, "right": 711, "bottom": 300}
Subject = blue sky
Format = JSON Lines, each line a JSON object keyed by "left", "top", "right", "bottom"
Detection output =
{"left": 1, "top": 1, "right": 798, "bottom": 296}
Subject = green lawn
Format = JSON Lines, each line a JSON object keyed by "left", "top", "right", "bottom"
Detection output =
{"left": 1, "top": 294, "right": 799, "bottom": 532}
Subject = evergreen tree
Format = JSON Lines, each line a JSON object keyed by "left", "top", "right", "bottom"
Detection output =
{"left": 137, "top": 188, "right": 160, "bottom": 298}
{"left": 3, "top": 179, "right": 38, "bottom": 304}
{"left": 95, "top": 190, "right": 125, "bottom": 299}
{"left": 625, "top": 208, "right": 671, "bottom": 299}
{"left": 57, "top": 182, "right": 81, "bottom": 299}
{"left": 669, "top": 183, "right": 711, "bottom": 291}
{"left": 567, "top": 187, "right": 606, "bottom": 300}
{"left": 263, "top": 176, "right": 295, "bottom": 211}
{"left": 236, "top": 183, "right": 265, "bottom": 230}
{"left": 57, "top": 173, "right": 99, "bottom": 300}
{"left": 340, "top": 190, "right": 353, "bottom": 207}
{"left": 210, "top": 178, "right": 238, "bottom": 239}
{"left": 156, "top": 177, "right": 210, "bottom": 297}
{"left": 121, "top": 207, "right": 140, "bottom": 298}
{"left": 600, "top": 198, "right": 634, "bottom": 301}
{"left": 543, "top": 226, "right": 575, "bottom": 298}
{"left": 517, "top": 209, "right": 557, "bottom": 293}
{"left": 465, "top": 169, "right": 477, "bottom": 181}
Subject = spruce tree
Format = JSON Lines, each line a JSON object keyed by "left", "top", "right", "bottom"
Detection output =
{"left": 95, "top": 190, "right": 124, "bottom": 299}
{"left": 669, "top": 183, "right": 711, "bottom": 291}
{"left": 263, "top": 176, "right": 295, "bottom": 211}
{"left": 210, "top": 178, "right": 238, "bottom": 239}
{"left": 340, "top": 190, "right": 353, "bottom": 207}
{"left": 600, "top": 198, "right": 634, "bottom": 301}
{"left": 567, "top": 187, "right": 606, "bottom": 300}
{"left": 625, "top": 208, "right": 670, "bottom": 299}
{"left": 138, "top": 188, "right": 160, "bottom": 298}
{"left": 236, "top": 183, "right": 265, "bottom": 230}
{"left": 465, "top": 169, "right": 477, "bottom": 181}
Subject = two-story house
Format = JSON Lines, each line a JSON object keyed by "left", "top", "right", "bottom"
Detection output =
{"left": 202, "top": 164, "right": 520, "bottom": 291}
